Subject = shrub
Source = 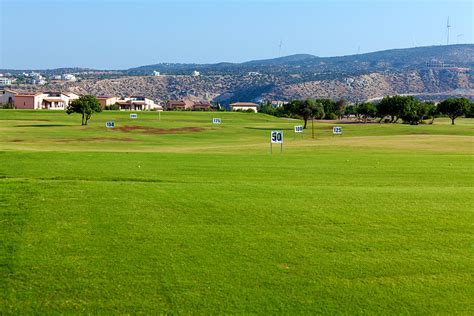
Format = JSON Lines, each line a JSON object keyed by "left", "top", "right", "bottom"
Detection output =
{"left": 105, "top": 103, "right": 120, "bottom": 110}
{"left": 0, "top": 102, "right": 15, "bottom": 109}
{"left": 465, "top": 103, "right": 474, "bottom": 118}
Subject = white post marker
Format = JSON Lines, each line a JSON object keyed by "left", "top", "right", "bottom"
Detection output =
{"left": 106, "top": 121, "right": 115, "bottom": 128}
{"left": 270, "top": 130, "right": 283, "bottom": 154}
{"left": 130, "top": 113, "right": 137, "bottom": 119}
{"left": 212, "top": 118, "right": 221, "bottom": 124}
{"left": 333, "top": 126, "right": 342, "bottom": 135}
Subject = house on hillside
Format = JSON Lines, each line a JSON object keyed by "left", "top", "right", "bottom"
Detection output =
{"left": 270, "top": 100, "right": 287, "bottom": 108}
{"left": 165, "top": 100, "right": 186, "bottom": 110}
{"left": 61, "top": 74, "right": 77, "bottom": 81}
{"left": 14, "top": 93, "right": 47, "bottom": 109}
{"left": 63, "top": 92, "right": 80, "bottom": 102}
{"left": 0, "top": 77, "right": 12, "bottom": 85}
{"left": 192, "top": 101, "right": 212, "bottom": 111}
{"left": 41, "top": 92, "right": 70, "bottom": 110}
{"left": 166, "top": 99, "right": 212, "bottom": 111}
{"left": 116, "top": 96, "right": 162, "bottom": 111}
{"left": 14, "top": 92, "right": 73, "bottom": 110}
{"left": 0, "top": 89, "right": 18, "bottom": 104}
{"left": 97, "top": 96, "right": 119, "bottom": 108}
{"left": 230, "top": 102, "right": 258, "bottom": 113}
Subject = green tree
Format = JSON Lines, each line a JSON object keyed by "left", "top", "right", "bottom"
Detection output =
{"left": 377, "top": 95, "right": 413, "bottom": 123}
{"left": 345, "top": 104, "right": 357, "bottom": 117}
{"left": 357, "top": 102, "right": 377, "bottom": 123}
{"left": 423, "top": 102, "right": 437, "bottom": 124}
{"left": 66, "top": 95, "right": 102, "bottom": 125}
{"left": 335, "top": 99, "right": 346, "bottom": 120}
{"left": 437, "top": 97, "right": 470, "bottom": 125}
{"left": 317, "top": 99, "right": 336, "bottom": 120}
{"left": 465, "top": 101, "right": 474, "bottom": 118}
{"left": 307, "top": 99, "right": 325, "bottom": 119}
{"left": 285, "top": 99, "right": 324, "bottom": 128}
{"left": 399, "top": 98, "right": 429, "bottom": 125}
{"left": 259, "top": 101, "right": 277, "bottom": 116}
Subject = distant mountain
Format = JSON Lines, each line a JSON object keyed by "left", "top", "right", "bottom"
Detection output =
{"left": 242, "top": 54, "right": 318, "bottom": 66}
{"left": 5, "top": 45, "right": 473, "bottom": 103}
{"left": 0, "top": 67, "right": 97, "bottom": 75}
{"left": 126, "top": 44, "right": 474, "bottom": 76}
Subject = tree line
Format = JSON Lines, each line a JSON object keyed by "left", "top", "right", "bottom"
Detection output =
{"left": 259, "top": 96, "right": 474, "bottom": 127}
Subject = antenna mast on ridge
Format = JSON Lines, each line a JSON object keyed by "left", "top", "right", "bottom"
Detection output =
{"left": 278, "top": 40, "right": 283, "bottom": 57}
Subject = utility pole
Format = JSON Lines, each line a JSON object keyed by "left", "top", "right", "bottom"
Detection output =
{"left": 312, "top": 117, "right": 314, "bottom": 139}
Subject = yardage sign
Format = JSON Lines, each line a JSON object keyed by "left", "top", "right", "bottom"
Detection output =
{"left": 212, "top": 118, "right": 221, "bottom": 124}
{"left": 130, "top": 113, "right": 137, "bottom": 119}
{"left": 333, "top": 126, "right": 342, "bottom": 134}
{"left": 106, "top": 121, "right": 115, "bottom": 128}
{"left": 294, "top": 125, "right": 303, "bottom": 133}
{"left": 271, "top": 130, "right": 283, "bottom": 143}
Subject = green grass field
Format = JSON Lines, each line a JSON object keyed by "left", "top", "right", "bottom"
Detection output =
{"left": 1, "top": 110, "right": 473, "bottom": 314}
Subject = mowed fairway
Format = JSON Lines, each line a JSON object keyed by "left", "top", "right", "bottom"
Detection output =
{"left": 1, "top": 110, "right": 473, "bottom": 314}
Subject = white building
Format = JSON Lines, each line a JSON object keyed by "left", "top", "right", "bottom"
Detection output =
{"left": 14, "top": 92, "right": 73, "bottom": 110}
{"left": 116, "top": 96, "right": 163, "bottom": 111}
{"left": 27, "top": 72, "right": 46, "bottom": 85}
{"left": 61, "top": 74, "right": 77, "bottom": 81}
{"left": 230, "top": 102, "right": 258, "bottom": 113}
{"left": 0, "top": 78, "right": 12, "bottom": 85}
{"left": 153, "top": 71, "right": 161, "bottom": 76}
{"left": 192, "top": 70, "right": 200, "bottom": 77}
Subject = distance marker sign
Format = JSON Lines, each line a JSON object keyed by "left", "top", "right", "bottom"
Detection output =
{"left": 106, "top": 121, "right": 115, "bottom": 128}
{"left": 294, "top": 125, "right": 303, "bottom": 133}
{"left": 130, "top": 113, "right": 137, "bottom": 119}
{"left": 333, "top": 126, "right": 342, "bottom": 135}
{"left": 271, "top": 130, "right": 283, "bottom": 143}
{"left": 212, "top": 118, "right": 221, "bottom": 124}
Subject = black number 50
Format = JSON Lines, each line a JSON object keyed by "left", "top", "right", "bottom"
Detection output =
{"left": 272, "top": 132, "right": 282, "bottom": 142}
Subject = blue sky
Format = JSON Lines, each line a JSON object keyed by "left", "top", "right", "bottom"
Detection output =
{"left": 0, "top": 0, "right": 472, "bottom": 69}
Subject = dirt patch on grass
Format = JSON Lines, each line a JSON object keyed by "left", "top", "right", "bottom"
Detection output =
{"left": 57, "top": 137, "right": 135, "bottom": 143}
{"left": 10, "top": 139, "right": 24, "bottom": 142}
{"left": 115, "top": 125, "right": 205, "bottom": 134}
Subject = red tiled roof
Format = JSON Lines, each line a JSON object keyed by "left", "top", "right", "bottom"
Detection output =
{"left": 15, "top": 92, "right": 43, "bottom": 97}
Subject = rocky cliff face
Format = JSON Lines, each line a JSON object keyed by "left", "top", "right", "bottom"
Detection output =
{"left": 263, "top": 68, "right": 472, "bottom": 102}
{"left": 58, "top": 67, "right": 472, "bottom": 103}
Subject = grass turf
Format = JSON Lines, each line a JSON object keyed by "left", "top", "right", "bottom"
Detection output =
{"left": 1, "top": 110, "right": 473, "bottom": 314}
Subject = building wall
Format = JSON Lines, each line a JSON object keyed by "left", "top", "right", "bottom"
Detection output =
{"left": 0, "top": 91, "right": 16, "bottom": 104}
{"left": 44, "top": 100, "right": 67, "bottom": 110}
{"left": 106, "top": 97, "right": 118, "bottom": 106}
{"left": 0, "top": 78, "right": 12, "bottom": 85}
{"left": 98, "top": 97, "right": 118, "bottom": 108}
{"left": 232, "top": 106, "right": 257, "bottom": 113}
{"left": 15, "top": 94, "right": 46, "bottom": 109}
{"left": 15, "top": 96, "right": 36, "bottom": 109}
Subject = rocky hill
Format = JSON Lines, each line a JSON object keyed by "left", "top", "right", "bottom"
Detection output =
{"left": 5, "top": 45, "right": 474, "bottom": 103}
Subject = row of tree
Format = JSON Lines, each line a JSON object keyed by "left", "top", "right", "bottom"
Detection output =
{"left": 61, "top": 94, "right": 474, "bottom": 126}
{"left": 260, "top": 96, "right": 473, "bottom": 127}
